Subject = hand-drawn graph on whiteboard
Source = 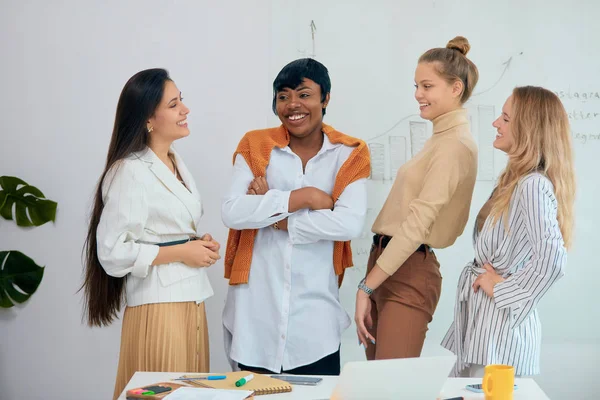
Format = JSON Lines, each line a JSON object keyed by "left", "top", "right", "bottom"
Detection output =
{"left": 367, "top": 116, "right": 427, "bottom": 181}
{"left": 368, "top": 143, "right": 385, "bottom": 180}
{"left": 389, "top": 136, "right": 407, "bottom": 178}
{"left": 368, "top": 136, "right": 409, "bottom": 181}
{"left": 409, "top": 121, "right": 429, "bottom": 157}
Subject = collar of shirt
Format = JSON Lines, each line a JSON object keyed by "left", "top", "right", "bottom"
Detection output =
{"left": 280, "top": 132, "right": 341, "bottom": 157}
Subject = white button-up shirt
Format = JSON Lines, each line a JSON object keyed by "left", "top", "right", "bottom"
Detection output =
{"left": 221, "top": 134, "right": 367, "bottom": 372}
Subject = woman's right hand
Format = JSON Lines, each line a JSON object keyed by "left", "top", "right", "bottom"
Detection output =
{"left": 180, "top": 240, "right": 221, "bottom": 267}
{"left": 247, "top": 176, "right": 269, "bottom": 195}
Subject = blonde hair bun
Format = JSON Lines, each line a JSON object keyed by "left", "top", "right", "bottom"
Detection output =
{"left": 446, "top": 36, "right": 471, "bottom": 56}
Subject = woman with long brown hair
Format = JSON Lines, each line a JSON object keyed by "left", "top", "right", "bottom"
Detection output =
{"left": 442, "top": 86, "right": 575, "bottom": 377}
{"left": 81, "top": 68, "right": 220, "bottom": 399}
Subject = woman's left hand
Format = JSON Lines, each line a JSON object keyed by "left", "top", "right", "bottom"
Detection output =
{"left": 473, "top": 263, "right": 505, "bottom": 298}
{"left": 199, "top": 233, "right": 220, "bottom": 252}
{"left": 355, "top": 290, "right": 376, "bottom": 348}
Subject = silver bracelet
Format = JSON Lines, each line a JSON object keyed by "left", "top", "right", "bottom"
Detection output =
{"left": 358, "top": 277, "right": 374, "bottom": 296}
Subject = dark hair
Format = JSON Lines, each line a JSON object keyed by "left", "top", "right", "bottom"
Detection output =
{"left": 80, "top": 68, "right": 171, "bottom": 327}
{"left": 419, "top": 36, "right": 479, "bottom": 104}
{"left": 272, "top": 58, "right": 331, "bottom": 116}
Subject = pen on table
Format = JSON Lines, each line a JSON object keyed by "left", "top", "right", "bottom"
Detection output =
{"left": 174, "top": 375, "right": 227, "bottom": 381}
{"left": 235, "top": 374, "right": 255, "bottom": 387}
{"left": 441, "top": 397, "right": 463, "bottom": 400}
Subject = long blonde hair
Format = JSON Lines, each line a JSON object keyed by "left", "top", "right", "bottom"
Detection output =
{"left": 489, "top": 86, "right": 575, "bottom": 248}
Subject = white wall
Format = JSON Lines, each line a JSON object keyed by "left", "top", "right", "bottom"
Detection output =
{"left": 0, "top": 1, "right": 271, "bottom": 398}
{"left": 268, "top": 2, "right": 600, "bottom": 399}
{"left": 1, "top": 1, "right": 599, "bottom": 399}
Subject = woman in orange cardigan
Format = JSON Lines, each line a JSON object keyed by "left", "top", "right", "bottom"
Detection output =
{"left": 222, "top": 58, "right": 370, "bottom": 375}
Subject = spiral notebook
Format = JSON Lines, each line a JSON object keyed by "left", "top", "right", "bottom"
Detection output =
{"left": 181, "top": 371, "right": 292, "bottom": 396}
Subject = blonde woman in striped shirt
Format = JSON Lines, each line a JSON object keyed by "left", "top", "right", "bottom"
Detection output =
{"left": 442, "top": 86, "right": 576, "bottom": 377}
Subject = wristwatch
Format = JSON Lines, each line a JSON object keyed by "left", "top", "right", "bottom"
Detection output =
{"left": 358, "top": 277, "right": 374, "bottom": 296}
{"left": 273, "top": 221, "right": 280, "bottom": 230}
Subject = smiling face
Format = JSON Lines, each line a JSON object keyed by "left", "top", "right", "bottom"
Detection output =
{"left": 414, "top": 62, "right": 463, "bottom": 120}
{"left": 147, "top": 80, "right": 190, "bottom": 143}
{"left": 275, "top": 78, "right": 329, "bottom": 139}
{"left": 492, "top": 95, "right": 515, "bottom": 153}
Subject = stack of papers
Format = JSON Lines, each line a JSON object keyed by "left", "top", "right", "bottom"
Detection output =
{"left": 164, "top": 387, "right": 253, "bottom": 400}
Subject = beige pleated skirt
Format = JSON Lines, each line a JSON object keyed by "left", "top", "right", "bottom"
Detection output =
{"left": 112, "top": 301, "right": 209, "bottom": 400}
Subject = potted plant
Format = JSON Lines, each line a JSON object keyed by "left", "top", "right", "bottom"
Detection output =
{"left": 0, "top": 176, "right": 57, "bottom": 307}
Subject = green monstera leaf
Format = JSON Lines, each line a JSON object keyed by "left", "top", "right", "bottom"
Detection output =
{"left": 0, "top": 176, "right": 57, "bottom": 227}
{"left": 0, "top": 251, "right": 45, "bottom": 308}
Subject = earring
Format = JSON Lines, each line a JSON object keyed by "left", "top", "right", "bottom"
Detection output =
{"left": 147, "top": 126, "right": 154, "bottom": 133}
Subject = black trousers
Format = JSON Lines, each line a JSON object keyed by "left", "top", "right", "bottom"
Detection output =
{"left": 238, "top": 348, "right": 340, "bottom": 376}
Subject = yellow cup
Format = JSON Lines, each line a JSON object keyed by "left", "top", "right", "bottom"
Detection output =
{"left": 482, "top": 364, "right": 515, "bottom": 400}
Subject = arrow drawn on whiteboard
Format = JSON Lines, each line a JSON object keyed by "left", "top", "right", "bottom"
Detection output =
{"left": 367, "top": 113, "right": 419, "bottom": 141}
{"left": 472, "top": 53, "right": 522, "bottom": 97}
{"left": 310, "top": 20, "right": 317, "bottom": 57}
{"left": 297, "top": 20, "right": 317, "bottom": 58}
{"left": 473, "top": 56, "right": 512, "bottom": 96}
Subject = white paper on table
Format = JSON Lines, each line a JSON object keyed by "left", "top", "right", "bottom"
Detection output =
{"left": 163, "top": 387, "right": 253, "bottom": 400}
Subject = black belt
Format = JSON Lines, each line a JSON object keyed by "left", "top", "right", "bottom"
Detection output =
{"left": 373, "top": 234, "right": 428, "bottom": 253}
{"left": 156, "top": 237, "right": 197, "bottom": 247}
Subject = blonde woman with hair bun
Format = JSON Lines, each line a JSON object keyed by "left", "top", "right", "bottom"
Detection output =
{"left": 442, "top": 86, "right": 575, "bottom": 377}
{"left": 355, "top": 36, "right": 480, "bottom": 360}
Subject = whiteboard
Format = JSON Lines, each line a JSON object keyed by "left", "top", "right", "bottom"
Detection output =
{"left": 269, "top": 0, "right": 600, "bottom": 366}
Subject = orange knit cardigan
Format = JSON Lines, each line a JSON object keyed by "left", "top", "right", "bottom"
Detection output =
{"left": 224, "top": 124, "right": 370, "bottom": 285}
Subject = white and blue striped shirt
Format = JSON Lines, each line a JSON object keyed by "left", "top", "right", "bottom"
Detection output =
{"left": 442, "top": 173, "right": 567, "bottom": 376}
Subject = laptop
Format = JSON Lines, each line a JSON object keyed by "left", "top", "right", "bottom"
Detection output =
{"left": 329, "top": 354, "right": 456, "bottom": 400}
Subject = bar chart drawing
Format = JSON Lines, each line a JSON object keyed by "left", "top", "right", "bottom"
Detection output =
{"left": 367, "top": 119, "right": 430, "bottom": 181}
{"left": 389, "top": 136, "right": 407, "bottom": 178}
{"left": 410, "top": 121, "right": 429, "bottom": 157}
{"left": 368, "top": 143, "right": 385, "bottom": 180}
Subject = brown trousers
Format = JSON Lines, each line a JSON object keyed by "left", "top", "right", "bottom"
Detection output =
{"left": 365, "top": 239, "right": 442, "bottom": 360}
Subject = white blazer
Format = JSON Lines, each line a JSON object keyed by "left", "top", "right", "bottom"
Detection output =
{"left": 96, "top": 147, "right": 214, "bottom": 307}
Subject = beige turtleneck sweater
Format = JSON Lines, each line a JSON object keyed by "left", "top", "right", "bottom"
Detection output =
{"left": 372, "top": 108, "right": 478, "bottom": 275}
